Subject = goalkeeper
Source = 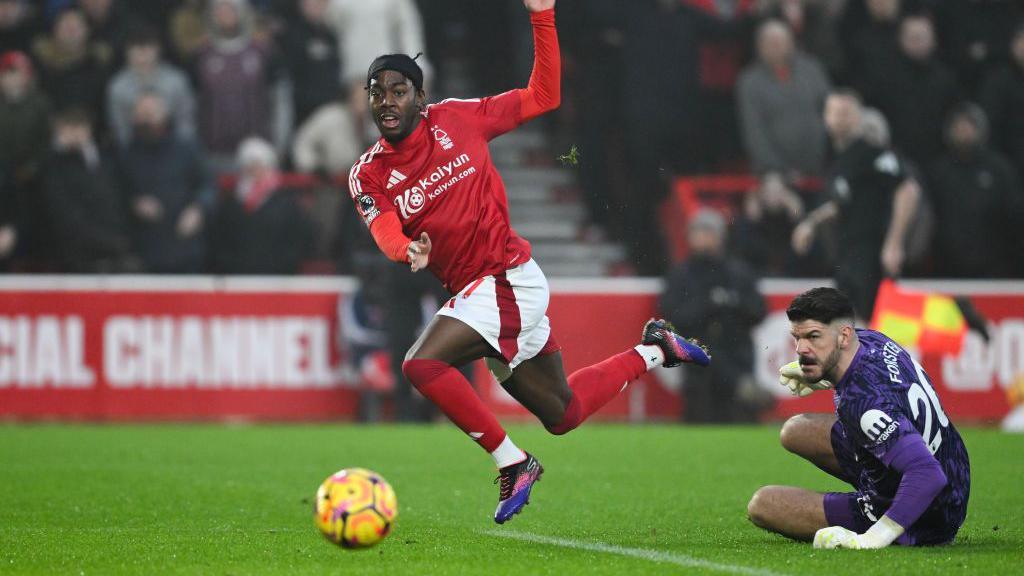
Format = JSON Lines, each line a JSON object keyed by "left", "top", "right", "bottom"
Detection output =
{"left": 747, "top": 288, "right": 970, "bottom": 549}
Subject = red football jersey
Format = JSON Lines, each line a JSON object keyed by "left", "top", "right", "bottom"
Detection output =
{"left": 348, "top": 93, "right": 532, "bottom": 294}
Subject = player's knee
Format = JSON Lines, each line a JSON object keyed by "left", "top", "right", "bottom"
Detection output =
{"left": 401, "top": 358, "right": 449, "bottom": 389}
{"left": 543, "top": 415, "right": 568, "bottom": 435}
{"left": 747, "top": 487, "right": 775, "bottom": 529}
{"left": 780, "top": 415, "right": 807, "bottom": 453}
{"left": 542, "top": 395, "right": 576, "bottom": 435}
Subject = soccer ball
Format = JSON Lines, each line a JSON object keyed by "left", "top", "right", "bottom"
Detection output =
{"left": 314, "top": 468, "right": 398, "bottom": 548}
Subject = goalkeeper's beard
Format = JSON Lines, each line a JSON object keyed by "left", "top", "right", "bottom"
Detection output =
{"left": 801, "top": 341, "right": 841, "bottom": 384}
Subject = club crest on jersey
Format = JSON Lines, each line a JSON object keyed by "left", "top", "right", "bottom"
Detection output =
{"left": 356, "top": 194, "right": 381, "bottom": 224}
{"left": 431, "top": 125, "right": 454, "bottom": 150}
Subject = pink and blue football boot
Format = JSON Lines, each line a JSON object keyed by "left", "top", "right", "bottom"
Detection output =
{"left": 494, "top": 452, "right": 543, "bottom": 524}
{"left": 642, "top": 318, "right": 711, "bottom": 367}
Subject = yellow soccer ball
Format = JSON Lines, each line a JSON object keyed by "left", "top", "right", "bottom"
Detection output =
{"left": 315, "top": 468, "right": 398, "bottom": 549}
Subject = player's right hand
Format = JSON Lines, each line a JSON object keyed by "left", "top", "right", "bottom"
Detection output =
{"left": 523, "top": 0, "right": 555, "bottom": 12}
{"left": 779, "top": 361, "right": 833, "bottom": 397}
{"left": 407, "top": 232, "right": 431, "bottom": 272}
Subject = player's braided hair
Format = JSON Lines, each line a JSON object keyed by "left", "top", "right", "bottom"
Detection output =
{"left": 786, "top": 287, "right": 855, "bottom": 325}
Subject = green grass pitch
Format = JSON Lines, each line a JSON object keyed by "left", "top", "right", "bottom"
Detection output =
{"left": 1, "top": 423, "right": 1021, "bottom": 575}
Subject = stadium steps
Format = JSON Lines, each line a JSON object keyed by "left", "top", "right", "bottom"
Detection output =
{"left": 509, "top": 202, "right": 585, "bottom": 223}
{"left": 490, "top": 129, "right": 624, "bottom": 276}
{"left": 530, "top": 241, "right": 625, "bottom": 265}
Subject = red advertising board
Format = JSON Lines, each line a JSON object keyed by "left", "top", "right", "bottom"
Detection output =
{"left": 0, "top": 277, "right": 358, "bottom": 420}
{"left": 1, "top": 277, "right": 1020, "bottom": 422}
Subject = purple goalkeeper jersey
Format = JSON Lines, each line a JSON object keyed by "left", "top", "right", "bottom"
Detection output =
{"left": 832, "top": 329, "right": 970, "bottom": 531}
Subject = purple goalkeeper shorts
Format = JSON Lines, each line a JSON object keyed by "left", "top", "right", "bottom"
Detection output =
{"left": 823, "top": 420, "right": 962, "bottom": 546}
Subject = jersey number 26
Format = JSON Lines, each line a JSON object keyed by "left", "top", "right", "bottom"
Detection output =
{"left": 908, "top": 359, "right": 950, "bottom": 455}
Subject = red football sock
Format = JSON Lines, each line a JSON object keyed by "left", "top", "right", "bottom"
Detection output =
{"left": 402, "top": 359, "right": 507, "bottom": 452}
{"left": 549, "top": 349, "right": 647, "bottom": 435}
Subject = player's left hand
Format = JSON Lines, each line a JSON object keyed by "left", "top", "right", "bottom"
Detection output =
{"left": 779, "top": 361, "right": 832, "bottom": 397}
{"left": 407, "top": 232, "right": 431, "bottom": 272}
{"left": 523, "top": 0, "right": 555, "bottom": 12}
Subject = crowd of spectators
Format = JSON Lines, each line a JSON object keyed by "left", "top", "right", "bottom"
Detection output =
{"left": 1, "top": 0, "right": 1023, "bottom": 282}
{"left": 0, "top": 0, "right": 434, "bottom": 274}
{"left": 557, "top": 0, "right": 1024, "bottom": 280}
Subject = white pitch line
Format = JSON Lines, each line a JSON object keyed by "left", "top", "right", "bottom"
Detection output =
{"left": 483, "top": 530, "right": 788, "bottom": 576}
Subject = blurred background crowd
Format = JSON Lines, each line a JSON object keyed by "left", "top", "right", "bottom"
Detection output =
{"left": 1, "top": 0, "right": 1023, "bottom": 281}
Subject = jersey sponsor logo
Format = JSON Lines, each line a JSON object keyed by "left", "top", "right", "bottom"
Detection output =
{"left": 356, "top": 194, "right": 381, "bottom": 224}
{"left": 394, "top": 153, "right": 475, "bottom": 219}
{"left": 861, "top": 409, "right": 899, "bottom": 444}
{"left": 431, "top": 125, "right": 454, "bottom": 150}
{"left": 385, "top": 169, "right": 407, "bottom": 190}
{"left": 395, "top": 188, "right": 427, "bottom": 219}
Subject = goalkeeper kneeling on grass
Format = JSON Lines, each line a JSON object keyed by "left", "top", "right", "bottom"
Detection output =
{"left": 747, "top": 287, "right": 970, "bottom": 549}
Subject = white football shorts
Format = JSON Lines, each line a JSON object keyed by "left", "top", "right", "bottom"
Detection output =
{"left": 435, "top": 258, "right": 559, "bottom": 373}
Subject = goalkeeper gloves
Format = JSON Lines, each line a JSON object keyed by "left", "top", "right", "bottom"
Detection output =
{"left": 779, "top": 361, "right": 833, "bottom": 397}
{"left": 813, "top": 516, "right": 904, "bottom": 550}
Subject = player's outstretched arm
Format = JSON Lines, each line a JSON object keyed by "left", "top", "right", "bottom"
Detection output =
{"left": 366, "top": 214, "right": 431, "bottom": 273}
{"left": 517, "top": 0, "right": 560, "bottom": 123}
{"left": 367, "top": 212, "right": 413, "bottom": 264}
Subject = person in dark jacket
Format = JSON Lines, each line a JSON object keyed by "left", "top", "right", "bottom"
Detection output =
{"left": 660, "top": 209, "right": 766, "bottom": 423}
{"left": 0, "top": 0, "right": 41, "bottom": 56}
{"left": 791, "top": 90, "right": 922, "bottom": 319}
{"left": 926, "top": 103, "right": 1024, "bottom": 278}
{"left": 277, "top": 0, "right": 341, "bottom": 127}
{"left": 210, "top": 137, "right": 313, "bottom": 274}
{"left": 980, "top": 22, "right": 1024, "bottom": 180}
{"left": 119, "top": 91, "right": 214, "bottom": 273}
{"left": 0, "top": 171, "right": 19, "bottom": 270}
{"left": 0, "top": 51, "right": 50, "bottom": 266}
{"left": 42, "top": 108, "right": 135, "bottom": 272}
{"left": 31, "top": 7, "right": 114, "bottom": 121}
{"left": 862, "top": 14, "right": 959, "bottom": 167}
